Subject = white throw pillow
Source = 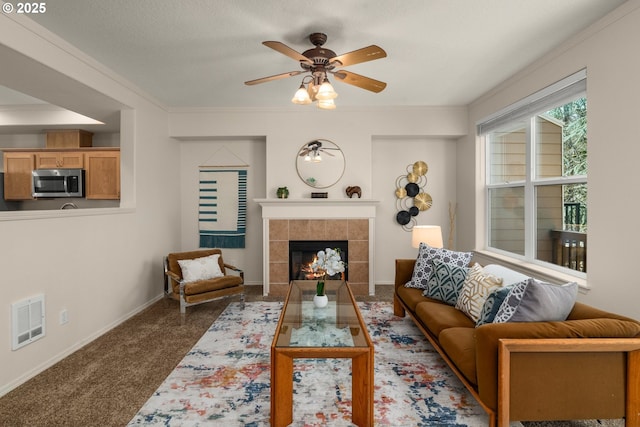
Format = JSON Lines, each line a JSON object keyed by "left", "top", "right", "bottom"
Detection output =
{"left": 178, "top": 254, "right": 223, "bottom": 283}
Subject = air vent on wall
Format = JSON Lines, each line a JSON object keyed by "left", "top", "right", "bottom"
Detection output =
{"left": 12, "top": 294, "right": 45, "bottom": 350}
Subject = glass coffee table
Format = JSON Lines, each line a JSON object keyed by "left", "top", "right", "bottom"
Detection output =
{"left": 270, "top": 280, "right": 374, "bottom": 427}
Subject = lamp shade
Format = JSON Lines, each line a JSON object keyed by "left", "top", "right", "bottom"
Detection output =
{"left": 412, "top": 225, "right": 443, "bottom": 249}
{"left": 291, "top": 85, "right": 312, "bottom": 104}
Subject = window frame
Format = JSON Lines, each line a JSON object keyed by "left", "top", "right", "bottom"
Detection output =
{"left": 480, "top": 71, "right": 587, "bottom": 279}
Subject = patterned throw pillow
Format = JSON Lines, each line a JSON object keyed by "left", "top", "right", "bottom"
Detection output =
{"left": 405, "top": 243, "right": 473, "bottom": 290}
{"left": 423, "top": 259, "right": 470, "bottom": 305}
{"left": 493, "top": 278, "right": 578, "bottom": 323}
{"left": 455, "top": 263, "right": 504, "bottom": 323}
{"left": 178, "top": 254, "right": 223, "bottom": 283}
{"left": 475, "top": 284, "right": 514, "bottom": 326}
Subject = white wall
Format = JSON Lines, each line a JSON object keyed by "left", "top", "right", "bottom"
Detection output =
{"left": 178, "top": 138, "right": 266, "bottom": 284}
{"left": 0, "top": 14, "right": 181, "bottom": 394}
{"left": 457, "top": 1, "right": 640, "bottom": 319}
{"left": 372, "top": 137, "right": 458, "bottom": 282}
{"left": 170, "top": 108, "right": 467, "bottom": 285}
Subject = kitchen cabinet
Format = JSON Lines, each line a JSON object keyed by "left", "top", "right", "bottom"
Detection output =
{"left": 46, "top": 130, "right": 93, "bottom": 149}
{"left": 84, "top": 151, "right": 120, "bottom": 199}
{"left": 36, "top": 151, "right": 84, "bottom": 169}
{"left": 3, "top": 148, "right": 120, "bottom": 201}
{"left": 3, "top": 152, "right": 35, "bottom": 200}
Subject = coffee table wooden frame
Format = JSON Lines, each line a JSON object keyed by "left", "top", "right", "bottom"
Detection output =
{"left": 270, "top": 281, "right": 374, "bottom": 427}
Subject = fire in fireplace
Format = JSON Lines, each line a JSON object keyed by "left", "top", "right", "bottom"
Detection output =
{"left": 289, "top": 240, "right": 348, "bottom": 281}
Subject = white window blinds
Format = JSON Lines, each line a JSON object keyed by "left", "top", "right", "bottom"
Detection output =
{"left": 477, "top": 69, "right": 586, "bottom": 135}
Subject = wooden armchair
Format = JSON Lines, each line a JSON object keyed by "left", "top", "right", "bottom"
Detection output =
{"left": 164, "top": 249, "right": 245, "bottom": 316}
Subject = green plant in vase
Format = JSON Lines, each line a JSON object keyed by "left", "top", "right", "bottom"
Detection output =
{"left": 311, "top": 248, "right": 346, "bottom": 308}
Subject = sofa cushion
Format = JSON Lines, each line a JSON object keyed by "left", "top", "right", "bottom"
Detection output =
{"left": 423, "top": 259, "right": 470, "bottom": 305}
{"left": 405, "top": 243, "right": 472, "bottom": 289}
{"left": 396, "top": 285, "right": 427, "bottom": 313}
{"left": 415, "top": 300, "right": 475, "bottom": 339}
{"left": 455, "top": 263, "right": 504, "bottom": 323}
{"left": 439, "top": 327, "right": 477, "bottom": 385}
{"left": 476, "top": 285, "right": 514, "bottom": 326}
{"left": 493, "top": 278, "right": 578, "bottom": 323}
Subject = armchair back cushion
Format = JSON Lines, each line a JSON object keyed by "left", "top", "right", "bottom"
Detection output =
{"left": 167, "top": 249, "right": 228, "bottom": 294}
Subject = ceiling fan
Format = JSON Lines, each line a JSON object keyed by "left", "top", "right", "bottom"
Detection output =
{"left": 245, "top": 33, "right": 387, "bottom": 109}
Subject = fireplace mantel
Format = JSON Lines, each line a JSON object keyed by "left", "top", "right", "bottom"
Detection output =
{"left": 255, "top": 199, "right": 379, "bottom": 296}
{"left": 255, "top": 198, "right": 379, "bottom": 219}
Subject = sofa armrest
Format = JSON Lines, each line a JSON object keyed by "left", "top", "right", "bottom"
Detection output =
{"left": 224, "top": 264, "right": 244, "bottom": 282}
{"left": 475, "top": 318, "right": 640, "bottom": 414}
{"left": 497, "top": 338, "right": 640, "bottom": 425}
{"left": 395, "top": 259, "right": 415, "bottom": 291}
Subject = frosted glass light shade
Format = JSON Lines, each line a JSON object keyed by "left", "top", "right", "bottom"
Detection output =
{"left": 292, "top": 85, "right": 312, "bottom": 104}
{"left": 412, "top": 225, "right": 443, "bottom": 248}
{"left": 316, "top": 80, "right": 338, "bottom": 100}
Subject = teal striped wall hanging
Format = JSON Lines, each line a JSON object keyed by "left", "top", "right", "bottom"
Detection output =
{"left": 198, "top": 167, "right": 247, "bottom": 248}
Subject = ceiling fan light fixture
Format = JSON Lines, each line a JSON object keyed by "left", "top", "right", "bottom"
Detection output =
{"left": 291, "top": 84, "right": 312, "bottom": 104}
{"left": 316, "top": 77, "right": 338, "bottom": 101}
{"left": 246, "top": 33, "right": 386, "bottom": 110}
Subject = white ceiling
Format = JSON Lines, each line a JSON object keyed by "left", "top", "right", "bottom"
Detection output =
{"left": 11, "top": 0, "right": 629, "bottom": 109}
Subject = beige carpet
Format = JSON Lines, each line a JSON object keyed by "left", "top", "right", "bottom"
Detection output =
{"left": 0, "top": 285, "right": 623, "bottom": 426}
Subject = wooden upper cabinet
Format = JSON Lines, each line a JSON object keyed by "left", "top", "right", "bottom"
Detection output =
{"left": 36, "top": 151, "right": 84, "bottom": 169}
{"left": 46, "top": 130, "right": 93, "bottom": 149}
{"left": 3, "top": 152, "right": 35, "bottom": 200}
{"left": 84, "top": 151, "right": 120, "bottom": 199}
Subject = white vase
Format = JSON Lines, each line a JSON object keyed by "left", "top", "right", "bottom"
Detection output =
{"left": 313, "top": 294, "right": 328, "bottom": 308}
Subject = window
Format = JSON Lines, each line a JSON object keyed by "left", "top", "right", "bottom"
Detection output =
{"left": 479, "top": 71, "right": 587, "bottom": 274}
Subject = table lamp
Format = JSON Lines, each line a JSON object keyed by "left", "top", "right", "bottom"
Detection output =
{"left": 412, "top": 225, "right": 443, "bottom": 249}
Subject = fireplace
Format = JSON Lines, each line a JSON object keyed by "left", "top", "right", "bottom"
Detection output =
{"left": 256, "top": 198, "right": 378, "bottom": 296}
{"left": 289, "top": 240, "right": 348, "bottom": 281}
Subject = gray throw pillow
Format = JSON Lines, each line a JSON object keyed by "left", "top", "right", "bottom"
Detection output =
{"left": 405, "top": 243, "right": 472, "bottom": 290}
{"left": 493, "top": 278, "right": 578, "bottom": 323}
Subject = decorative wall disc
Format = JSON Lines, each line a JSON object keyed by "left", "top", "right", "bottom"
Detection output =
{"left": 405, "top": 182, "right": 419, "bottom": 197}
{"left": 394, "top": 160, "right": 432, "bottom": 231}
{"left": 413, "top": 161, "right": 428, "bottom": 176}
{"left": 396, "top": 210, "right": 411, "bottom": 225}
{"left": 414, "top": 192, "right": 433, "bottom": 211}
{"left": 395, "top": 187, "right": 407, "bottom": 198}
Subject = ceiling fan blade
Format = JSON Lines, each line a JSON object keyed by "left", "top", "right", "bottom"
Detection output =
{"left": 244, "top": 70, "right": 304, "bottom": 86}
{"left": 263, "top": 41, "right": 313, "bottom": 64}
{"left": 333, "top": 70, "right": 387, "bottom": 93}
{"left": 329, "top": 45, "right": 386, "bottom": 67}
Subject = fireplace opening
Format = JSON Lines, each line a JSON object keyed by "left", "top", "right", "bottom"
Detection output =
{"left": 289, "top": 240, "right": 348, "bottom": 281}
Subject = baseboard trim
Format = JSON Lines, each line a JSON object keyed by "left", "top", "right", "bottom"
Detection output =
{"left": 0, "top": 294, "right": 164, "bottom": 398}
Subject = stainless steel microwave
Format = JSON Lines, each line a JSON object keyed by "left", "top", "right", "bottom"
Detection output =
{"left": 32, "top": 169, "right": 85, "bottom": 198}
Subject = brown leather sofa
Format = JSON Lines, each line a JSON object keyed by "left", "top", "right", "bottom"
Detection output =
{"left": 394, "top": 258, "right": 640, "bottom": 426}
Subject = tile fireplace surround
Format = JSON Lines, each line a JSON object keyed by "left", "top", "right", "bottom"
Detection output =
{"left": 256, "top": 199, "right": 379, "bottom": 297}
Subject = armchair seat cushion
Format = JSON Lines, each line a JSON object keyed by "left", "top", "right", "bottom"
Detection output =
{"left": 183, "top": 274, "right": 243, "bottom": 295}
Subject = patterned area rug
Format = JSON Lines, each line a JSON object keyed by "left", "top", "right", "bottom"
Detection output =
{"left": 128, "top": 301, "right": 499, "bottom": 426}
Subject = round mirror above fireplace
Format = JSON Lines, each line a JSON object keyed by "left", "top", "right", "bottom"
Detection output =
{"left": 296, "top": 139, "right": 345, "bottom": 189}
